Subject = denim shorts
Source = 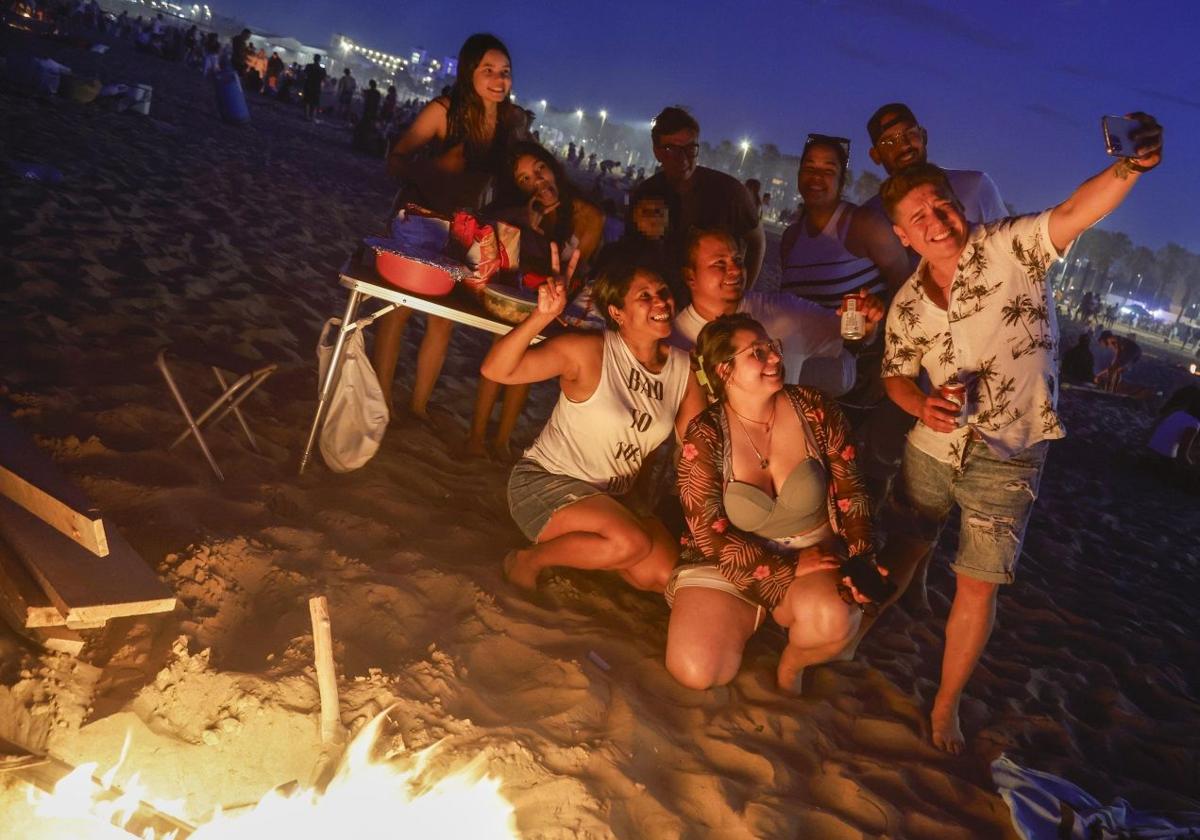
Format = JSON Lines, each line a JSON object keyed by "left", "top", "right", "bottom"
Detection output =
{"left": 508, "top": 456, "right": 664, "bottom": 543}
{"left": 884, "top": 439, "right": 1049, "bottom": 584}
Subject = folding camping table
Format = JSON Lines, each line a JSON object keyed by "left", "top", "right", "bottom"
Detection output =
{"left": 299, "top": 252, "right": 550, "bottom": 474}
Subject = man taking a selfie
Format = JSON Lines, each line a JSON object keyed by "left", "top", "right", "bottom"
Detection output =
{"left": 875, "top": 113, "right": 1163, "bottom": 754}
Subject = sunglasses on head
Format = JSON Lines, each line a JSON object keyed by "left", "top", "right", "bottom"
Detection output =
{"left": 804, "top": 133, "right": 851, "bottom": 159}
{"left": 729, "top": 337, "right": 783, "bottom": 364}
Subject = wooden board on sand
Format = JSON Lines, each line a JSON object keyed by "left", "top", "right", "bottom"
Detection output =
{"left": 0, "top": 538, "right": 66, "bottom": 628}
{"left": 0, "top": 411, "right": 108, "bottom": 557}
{"left": 0, "top": 541, "right": 106, "bottom": 631}
{"left": 0, "top": 496, "right": 175, "bottom": 626}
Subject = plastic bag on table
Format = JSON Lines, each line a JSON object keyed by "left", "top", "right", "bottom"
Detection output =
{"left": 390, "top": 205, "right": 451, "bottom": 253}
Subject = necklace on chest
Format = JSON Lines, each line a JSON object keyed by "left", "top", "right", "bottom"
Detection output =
{"left": 729, "top": 400, "right": 776, "bottom": 470}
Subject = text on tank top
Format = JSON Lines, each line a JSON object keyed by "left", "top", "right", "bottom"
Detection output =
{"left": 781, "top": 201, "right": 884, "bottom": 308}
{"left": 523, "top": 331, "right": 690, "bottom": 495}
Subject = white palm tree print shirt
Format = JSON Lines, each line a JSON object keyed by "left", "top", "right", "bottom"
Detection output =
{"left": 882, "top": 211, "right": 1067, "bottom": 467}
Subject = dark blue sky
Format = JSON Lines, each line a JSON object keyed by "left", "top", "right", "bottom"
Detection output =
{"left": 226, "top": 0, "right": 1199, "bottom": 251}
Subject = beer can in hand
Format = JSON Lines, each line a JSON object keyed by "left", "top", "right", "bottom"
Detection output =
{"left": 938, "top": 382, "right": 967, "bottom": 427}
{"left": 841, "top": 294, "right": 866, "bottom": 341}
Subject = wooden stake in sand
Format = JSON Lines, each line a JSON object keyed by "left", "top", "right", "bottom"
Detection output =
{"left": 308, "top": 596, "right": 348, "bottom": 790}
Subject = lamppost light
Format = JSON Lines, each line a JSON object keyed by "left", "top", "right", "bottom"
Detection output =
{"left": 599, "top": 109, "right": 607, "bottom": 119}
{"left": 576, "top": 109, "right": 584, "bottom": 118}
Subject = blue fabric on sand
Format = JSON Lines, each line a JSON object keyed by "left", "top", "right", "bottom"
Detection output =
{"left": 992, "top": 755, "right": 1200, "bottom": 839}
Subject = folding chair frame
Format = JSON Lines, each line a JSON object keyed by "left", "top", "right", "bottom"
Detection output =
{"left": 156, "top": 349, "right": 277, "bottom": 480}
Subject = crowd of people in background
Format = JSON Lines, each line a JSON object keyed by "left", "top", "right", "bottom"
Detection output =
{"left": 9, "top": 0, "right": 431, "bottom": 153}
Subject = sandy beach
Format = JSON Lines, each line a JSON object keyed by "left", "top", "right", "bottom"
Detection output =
{"left": 2, "top": 30, "right": 1199, "bottom": 839}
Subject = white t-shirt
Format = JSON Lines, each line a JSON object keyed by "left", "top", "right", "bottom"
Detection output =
{"left": 671, "top": 292, "right": 847, "bottom": 388}
{"left": 1148, "top": 411, "right": 1200, "bottom": 460}
{"left": 944, "top": 169, "right": 1007, "bottom": 225}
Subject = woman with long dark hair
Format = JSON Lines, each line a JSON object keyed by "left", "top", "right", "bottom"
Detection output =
{"left": 467, "top": 141, "right": 606, "bottom": 458}
{"left": 498, "top": 141, "right": 605, "bottom": 263}
{"left": 373, "top": 33, "right": 528, "bottom": 420}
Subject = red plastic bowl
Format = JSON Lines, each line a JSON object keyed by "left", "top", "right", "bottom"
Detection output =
{"left": 369, "top": 240, "right": 468, "bottom": 298}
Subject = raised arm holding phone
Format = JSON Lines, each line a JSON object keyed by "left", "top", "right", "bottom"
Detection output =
{"left": 869, "top": 112, "right": 1161, "bottom": 754}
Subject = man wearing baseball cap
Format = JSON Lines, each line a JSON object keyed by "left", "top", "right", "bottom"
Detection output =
{"left": 861, "top": 103, "right": 1009, "bottom": 611}
{"left": 864, "top": 103, "right": 1006, "bottom": 227}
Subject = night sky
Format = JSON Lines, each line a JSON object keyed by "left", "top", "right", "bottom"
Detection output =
{"left": 222, "top": 0, "right": 1199, "bottom": 251}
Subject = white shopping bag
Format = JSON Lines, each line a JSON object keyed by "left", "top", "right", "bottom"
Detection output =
{"left": 316, "top": 318, "right": 389, "bottom": 472}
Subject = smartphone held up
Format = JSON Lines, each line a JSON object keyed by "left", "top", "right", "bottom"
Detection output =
{"left": 1102, "top": 115, "right": 1144, "bottom": 158}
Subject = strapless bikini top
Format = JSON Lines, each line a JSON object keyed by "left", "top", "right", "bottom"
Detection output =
{"left": 724, "top": 457, "right": 828, "bottom": 540}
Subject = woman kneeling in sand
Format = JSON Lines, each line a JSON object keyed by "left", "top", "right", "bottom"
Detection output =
{"left": 482, "top": 254, "right": 704, "bottom": 592}
{"left": 667, "top": 314, "right": 878, "bottom": 692}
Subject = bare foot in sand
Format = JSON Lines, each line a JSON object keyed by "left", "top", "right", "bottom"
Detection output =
{"left": 490, "top": 439, "right": 514, "bottom": 463}
{"left": 464, "top": 436, "right": 488, "bottom": 458}
{"left": 776, "top": 665, "right": 805, "bottom": 695}
{"left": 503, "top": 549, "right": 539, "bottom": 590}
{"left": 776, "top": 645, "right": 807, "bottom": 694}
{"left": 931, "top": 699, "right": 965, "bottom": 754}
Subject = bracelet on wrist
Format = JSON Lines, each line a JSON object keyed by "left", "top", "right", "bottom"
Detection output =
{"left": 1123, "top": 156, "right": 1156, "bottom": 174}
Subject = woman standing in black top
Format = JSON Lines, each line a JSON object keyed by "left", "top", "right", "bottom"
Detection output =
{"left": 374, "top": 33, "right": 528, "bottom": 421}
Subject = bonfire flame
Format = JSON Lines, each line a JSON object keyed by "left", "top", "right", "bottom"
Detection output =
{"left": 24, "top": 707, "right": 518, "bottom": 839}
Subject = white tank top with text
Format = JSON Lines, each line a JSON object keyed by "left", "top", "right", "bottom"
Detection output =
{"left": 524, "top": 330, "right": 689, "bottom": 495}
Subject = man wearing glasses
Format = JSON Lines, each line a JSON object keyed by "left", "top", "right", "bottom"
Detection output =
{"left": 865, "top": 103, "right": 1006, "bottom": 229}
{"left": 630, "top": 107, "right": 766, "bottom": 304}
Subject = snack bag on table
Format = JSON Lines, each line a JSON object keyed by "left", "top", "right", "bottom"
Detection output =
{"left": 448, "top": 210, "right": 521, "bottom": 295}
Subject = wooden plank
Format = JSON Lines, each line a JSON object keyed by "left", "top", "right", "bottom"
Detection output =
{"left": 32, "top": 626, "right": 84, "bottom": 656}
{"left": 0, "top": 538, "right": 66, "bottom": 628}
{"left": 0, "top": 496, "right": 175, "bottom": 625}
{"left": 0, "top": 411, "right": 108, "bottom": 557}
{"left": 0, "top": 464, "right": 108, "bottom": 557}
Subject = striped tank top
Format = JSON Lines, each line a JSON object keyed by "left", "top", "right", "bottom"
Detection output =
{"left": 780, "top": 201, "right": 884, "bottom": 308}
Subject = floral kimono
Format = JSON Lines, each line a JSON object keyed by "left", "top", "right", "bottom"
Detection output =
{"left": 677, "top": 385, "right": 875, "bottom": 609}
